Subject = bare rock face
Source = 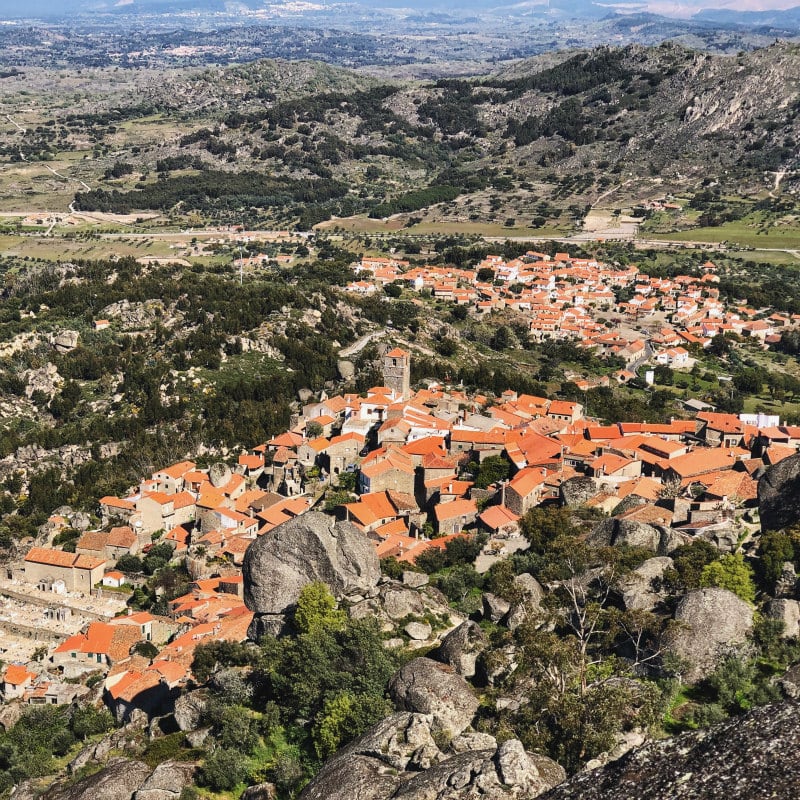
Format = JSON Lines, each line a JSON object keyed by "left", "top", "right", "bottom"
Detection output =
{"left": 173, "top": 690, "right": 207, "bottom": 732}
{"left": 299, "top": 712, "right": 442, "bottom": 800}
{"left": 50, "top": 329, "right": 80, "bottom": 353}
{"left": 434, "top": 621, "right": 487, "bottom": 678}
{"left": 775, "top": 561, "right": 798, "bottom": 599}
{"left": 392, "top": 739, "right": 565, "bottom": 800}
{"left": 403, "top": 571, "right": 429, "bottom": 589}
{"left": 388, "top": 658, "right": 479, "bottom": 737}
{"left": 405, "top": 621, "right": 433, "bottom": 641}
{"left": 133, "top": 762, "right": 197, "bottom": 800}
{"left": 759, "top": 453, "right": 800, "bottom": 532}
{"left": 766, "top": 599, "right": 800, "bottom": 639}
{"left": 506, "top": 573, "right": 545, "bottom": 631}
{"left": 240, "top": 784, "right": 277, "bottom": 800}
{"left": 589, "top": 519, "right": 687, "bottom": 556}
{"left": 208, "top": 462, "right": 232, "bottom": 488}
{"left": 618, "top": 557, "right": 673, "bottom": 611}
{"left": 243, "top": 512, "right": 380, "bottom": 638}
{"left": 337, "top": 359, "right": 356, "bottom": 381}
{"left": 665, "top": 588, "right": 753, "bottom": 682}
{"left": 560, "top": 476, "right": 598, "bottom": 508}
{"left": 298, "top": 711, "right": 564, "bottom": 800}
{"left": 24, "top": 362, "right": 63, "bottom": 399}
{"left": 382, "top": 583, "right": 425, "bottom": 620}
{"left": 482, "top": 592, "right": 511, "bottom": 623}
{"left": 38, "top": 758, "right": 152, "bottom": 800}
{"left": 541, "top": 701, "right": 800, "bottom": 800}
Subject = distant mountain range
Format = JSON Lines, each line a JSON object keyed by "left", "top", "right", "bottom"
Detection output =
{"left": 4, "top": 0, "right": 800, "bottom": 33}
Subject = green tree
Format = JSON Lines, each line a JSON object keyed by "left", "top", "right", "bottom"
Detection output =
{"left": 306, "top": 420, "right": 324, "bottom": 438}
{"left": 700, "top": 553, "right": 756, "bottom": 603}
{"left": 200, "top": 747, "right": 249, "bottom": 791}
{"left": 475, "top": 455, "right": 510, "bottom": 489}
{"left": 294, "top": 582, "right": 346, "bottom": 635}
{"left": 663, "top": 540, "right": 719, "bottom": 591}
{"left": 520, "top": 507, "right": 578, "bottom": 554}
{"left": 312, "top": 691, "right": 392, "bottom": 759}
{"left": 757, "top": 530, "right": 795, "bottom": 590}
{"left": 71, "top": 706, "right": 114, "bottom": 740}
{"left": 191, "top": 640, "right": 260, "bottom": 683}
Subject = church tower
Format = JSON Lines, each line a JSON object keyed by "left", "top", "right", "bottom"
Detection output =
{"left": 383, "top": 347, "right": 411, "bottom": 399}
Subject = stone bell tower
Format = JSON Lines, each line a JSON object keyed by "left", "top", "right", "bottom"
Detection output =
{"left": 383, "top": 347, "right": 411, "bottom": 399}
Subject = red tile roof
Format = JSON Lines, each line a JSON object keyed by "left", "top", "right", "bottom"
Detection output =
{"left": 25, "top": 547, "right": 105, "bottom": 570}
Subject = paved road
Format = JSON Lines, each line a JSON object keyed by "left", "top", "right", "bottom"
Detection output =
{"left": 339, "top": 330, "right": 387, "bottom": 358}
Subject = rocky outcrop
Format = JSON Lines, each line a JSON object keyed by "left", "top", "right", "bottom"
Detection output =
{"left": 240, "top": 784, "right": 277, "bottom": 800}
{"left": 766, "top": 598, "right": 800, "bottom": 639}
{"left": 173, "top": 690, "right": 207, "bottom": 732}
{"left": 482, "top": 592, "right": 511, "bottom": 623}
{"left": 36, "top": 758, "right": 153, "bottom": 800}
{"left": 208, "top": 462, "right": 232, "bottom": 488}
{"left": 759, "top": 453, "right": 800, "bottom": 532}
{"left": 388, "top": 658, "right": 479, "bottom": 736}
{"left": 559, "top": 476, "right": 598, "bottom": 508}
{"left": 617, "top": 557, "right": 673, "bottom": 611}
{"left": 434, "top": 621, "right": 487, "bottom": 678}
{"left": 393, "top": 741, "right": 565, "bottom": 800}
{"left": 589, "top": 518, "right": 687, "bottom": 555}
{"left": 381, "top": 583, "right": 425, "bottom": 620}
{"left": 337, "top": 359, "right": 356, "bottom": 381}
{"left": 298, "top": 713, "right": 445, "bottom": 800}
{"left": 775, "top": 561, "right": 798, "bottom": 599}
{"left": 405, "top": 621, "right": 432, "bottom": 641}
{"left": 50, "top": 329, "right": 80, "bottom": 353}
{"left": 665, "top": 587, "right": 753, "bottom": 682}
{"left": 12, "top": 756, "right": 194, "bottom": 800}
{"left": 541, "top": 701, "right": 800, "bottom": 800}
{"left": 100, "top": 299, "right": 168, "bottom": 332}
{"left": 506, "top": 573, "right": 545, "bottom": 631}
{"left": 243, "top": 512, "right": 380, "bottom": 638}
{"left": 298, "top": 712, "right": 564, "bottom": 800}
{"left": 402, "top": 571, "right": 429, "bottom": 589}
{"left": 24, "top": 362, "right": 63, "bottom": 399}
{"left": 133, "top": 762, "right": 196, "bottom": 800}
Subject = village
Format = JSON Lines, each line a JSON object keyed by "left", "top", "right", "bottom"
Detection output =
{"left": 346, "top": 251, "right": 796, "bottom": 379}
{"left": 1, "top": 248, "right": 799, "bottom": 725}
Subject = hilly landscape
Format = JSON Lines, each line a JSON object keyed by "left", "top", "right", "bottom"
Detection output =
{"left": 2, "top": 43, "right": 798, "bottom": 234}
{"left": 2, "top": 11, "right": 800, "bottom": 800}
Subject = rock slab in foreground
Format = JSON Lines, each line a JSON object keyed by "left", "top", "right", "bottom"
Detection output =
{"left": 243, "top": 511, "right": 380, "bottom": 638}
{"left": 299, "top": 711, "right": 565, "bottom": 800}
{"left": 540, "top": 700, "right": 800, "bottom": 800}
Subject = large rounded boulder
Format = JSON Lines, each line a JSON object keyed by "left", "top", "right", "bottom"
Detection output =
{"left": 664, "top": 587, "right": 753, "bottom": 682}
{"left": 243, "top": 512, "right": 380, "bottom": 638}
{"left": 759, "top": 453, "right": 800, "bottom": 532}
{"left": 434, "top": 621, "right": 487, "bottom": 678}
{"left": 388, "top": 658, "right": 479, "bottom": 737}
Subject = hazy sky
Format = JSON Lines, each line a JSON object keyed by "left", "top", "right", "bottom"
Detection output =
{"left": 0, "top": 0, "right": 798, "bottom": 17}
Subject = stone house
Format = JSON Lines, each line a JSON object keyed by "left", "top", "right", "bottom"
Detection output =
{"left": 136, "top": 491, "right": 196, "bottom": 534}
{"left": 2, "top": 665, "right": 37, "bottom": 700}
{"left": 23, "top": 547, "right": 106, "bottom": 594}
{"left": 503, "top": 468, "right": 547, "bottom": 517}
{"left": 359, "top": 447, "right": 415, "bottom": 495}
{"left": 51, "top": 622, "right": 143, "bottom": 679}
{"left": 434, "top": 498, "right": 478, "bottom": 536}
